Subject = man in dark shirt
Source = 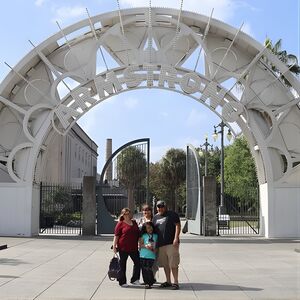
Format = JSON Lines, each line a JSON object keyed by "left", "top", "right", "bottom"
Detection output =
{"left": 152, "top": 200, "right": 181, "bottom": 290}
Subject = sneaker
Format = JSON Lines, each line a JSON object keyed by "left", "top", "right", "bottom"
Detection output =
{"left": 131, "top": 280, "right": 141, "bottom": 285}
{"left": 120, "top": 283, "right": 129, "bottom": 288}
{"left": 145, "top": 284, "right": 152, "bottom": 289}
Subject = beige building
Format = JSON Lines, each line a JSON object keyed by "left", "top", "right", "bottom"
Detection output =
{"left": 36, "top": 123, "right": 98, "bottom": 184}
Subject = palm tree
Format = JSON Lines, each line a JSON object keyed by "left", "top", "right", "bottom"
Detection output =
{"left": 237, "top": 38, "right": 299, "bottom": 91}
{"left": 264, "top": 38, "right": 300, "bottom": 84}
{"left": 117, "top": 146, "right": 147, "bottom": 212}
{"left": 160, "top": 148, "right": 186, "bottom": 212}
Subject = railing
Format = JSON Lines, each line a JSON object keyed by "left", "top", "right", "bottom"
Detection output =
{"left": 217, "top": 183, "right": 259, "bottom": 235}
{"left": 39, "top": 182, "right": 82, "bottom": 235}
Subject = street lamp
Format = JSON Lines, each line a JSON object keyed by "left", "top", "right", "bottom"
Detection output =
{"left": 199, "top": 135, "right": 214, "bottom": 176}
{"left": 213, "top": 121, "right": 232, "bottom": 215}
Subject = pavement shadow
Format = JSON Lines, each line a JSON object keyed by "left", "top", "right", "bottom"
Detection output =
{"left": 0, "top": 258, "right": 29, "bottom": 266}
{"left": 180, "top": 238, "right": 300, "bottom": 244}
{"left": 179, "top": 282, "right": 263, "bottom": 291}
{"left": 37, "top": 235, "right": 114, "bottom": 241}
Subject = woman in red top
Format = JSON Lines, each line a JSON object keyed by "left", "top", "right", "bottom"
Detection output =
{"left": 113, "top": 207, "right": 141, "bottom": 287}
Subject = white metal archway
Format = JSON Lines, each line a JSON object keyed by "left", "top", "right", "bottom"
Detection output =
{"left": 0, "top": 7, "right": 299, "bottom": 237}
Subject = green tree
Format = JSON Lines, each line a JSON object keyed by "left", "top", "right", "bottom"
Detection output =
{"left": 148, "top": 162, "right": 172, "bottom": 211}
{"left": 224, "top": 137, "right": 258, "bottom": 211}
{"left": 176, "top": 181, "right": 186, "bottom": 216}
{"left": 160, "top": 148, "right": 186, "bottom": 212}
{"left": 117, "top": 146, "right": 147, "bottom": 212}
{"left": 149, "top": 162, "right": 168, "bottom": 202}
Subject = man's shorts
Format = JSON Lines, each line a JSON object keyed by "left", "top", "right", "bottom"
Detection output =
{"left": 158, "top": 244, "right": 180, "bottom": 269}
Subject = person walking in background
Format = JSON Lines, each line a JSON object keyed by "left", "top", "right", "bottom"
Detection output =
{"left": 152, "top": 200, "right": 181, "bottom": 290}
{"left": 137, "top": 204, "right": 153, "bottom": 229}
{"left": 112, "top": 208, "right": 141, "bottom": 287}
{"left": 139, "top": 222, "right": 158, "bottom": 289}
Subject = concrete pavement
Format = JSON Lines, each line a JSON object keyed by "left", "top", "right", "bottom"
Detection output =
{"left": 0, "top": 234, "right": 299, "bottom": 300}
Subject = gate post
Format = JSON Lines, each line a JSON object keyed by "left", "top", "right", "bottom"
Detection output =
{"left": 82, "top": 176, "right": 96, "bottom": 235}
{"left": 203, "top": 176, "right": 217, "bottom": 236}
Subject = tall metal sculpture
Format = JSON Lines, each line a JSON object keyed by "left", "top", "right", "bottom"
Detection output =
{"left": 186, "top": 144, "right": 202, "bottom": 235}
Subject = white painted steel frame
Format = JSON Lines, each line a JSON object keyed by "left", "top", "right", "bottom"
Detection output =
{"left": 0, "top": 7, "right": 299, "bottom": 237}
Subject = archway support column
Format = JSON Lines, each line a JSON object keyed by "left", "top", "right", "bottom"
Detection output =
{"left": 82, "top": 176, "right": 96, "bottom": 236}
{"left": 260, "top": 183, "right": 300, "bottom": 238}
{"left": 0, "top": 183, "right": 39, "bottom": 236}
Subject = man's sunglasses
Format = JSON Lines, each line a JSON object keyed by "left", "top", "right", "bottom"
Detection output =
{"left": 157, "top": 205, "right": 165, "bottom": 208}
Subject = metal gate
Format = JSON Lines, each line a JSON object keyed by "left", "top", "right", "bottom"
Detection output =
{"left": 39, "top": 182, "right": 82, "bottom": 235}
{"left": 217, "top": 183, "right": 260, "bottom": 235}
{"left": 97, "top": 138, "right": 150, "bottom": 234}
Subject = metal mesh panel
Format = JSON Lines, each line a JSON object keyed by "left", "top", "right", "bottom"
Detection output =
{"left": 100, "top": 184, "right": 128, "bottom": 218}
{"left": 39, "top": 183, "right": 82, "bottom": 235}
{"left": 217, "top": 183, "right": 260, "bottom": 235}
{"left": 186, "top": 146, "right": 201, "bottom": 220}
{"left": 99, "top": 140, "right": 149, "bottom": 216}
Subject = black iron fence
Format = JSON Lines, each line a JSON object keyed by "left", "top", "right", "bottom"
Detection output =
{"left": 39, "top": 182, "right": 82, "bottom": 235}
{"left": 217, "top": 183, "right": 260, "bottom": 235}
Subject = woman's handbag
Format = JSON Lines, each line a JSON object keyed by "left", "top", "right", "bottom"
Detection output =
{"left": 108, "top": 254, "right": 121, "bottom": 281}
{"left": 182, "top": 220, "right": 188, "bottom": 233}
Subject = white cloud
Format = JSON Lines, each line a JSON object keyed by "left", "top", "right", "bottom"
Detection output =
{"left": 35, "top": 0, "right": 46, "bottom": 7}
{"left": 56, "top": 78, "right": 80, "bottom": 99}
{"left": 177, "top": 136, "right": 201, "bottom": 148}
{"left": 124, "top": 97, "right": 139, "bottom": 109}
{"left": 159, "top": 112, "right": 169, "bottom": 118}
{"left": 151, "top": 145, "right": 172, "bottom": 162}
{"left": 227, "top": 121, "right": 242, "bottom": 138}
{"left": 96, "top": 65, "right": 106, "bottom": 75}
{"left": 242, "top": 22, "right": 255, "bottom": 39}
{"left": 77, "top": 106, "right": 99, "bottom": 135}
{"left": 51, "top": 5, "right": 86, "bottom": 25}
{"left": 231, "top": 86, "right": 243, "bottom": 101}
{"left": 186, "top": 109, "right": 209, "bottom": 128}
{"left": 119, "top": 0, "right": 242, "bottom": 22}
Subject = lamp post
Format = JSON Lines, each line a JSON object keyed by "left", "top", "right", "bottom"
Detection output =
{"left": 212, "top": 121, "right": 232, "bottom": 215}
{"left": 199, "top": 135, "right": 214, "bottom": 176}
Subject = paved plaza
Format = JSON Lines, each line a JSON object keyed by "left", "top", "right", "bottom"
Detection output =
{"left": 0, "top": 234, "right": 299, "bottom": 300}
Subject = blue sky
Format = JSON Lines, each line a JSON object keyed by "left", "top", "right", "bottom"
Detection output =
{"left": 0, "top": 0, "right": 299, "bottom": 171}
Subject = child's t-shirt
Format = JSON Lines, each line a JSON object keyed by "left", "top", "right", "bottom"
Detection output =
{"left": 140, "top": 233, "right": 158, "bottom": 260}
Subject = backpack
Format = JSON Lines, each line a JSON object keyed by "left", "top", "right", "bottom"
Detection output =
{"left": 108, "top": 254, "right": 121, "bottom": 281}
